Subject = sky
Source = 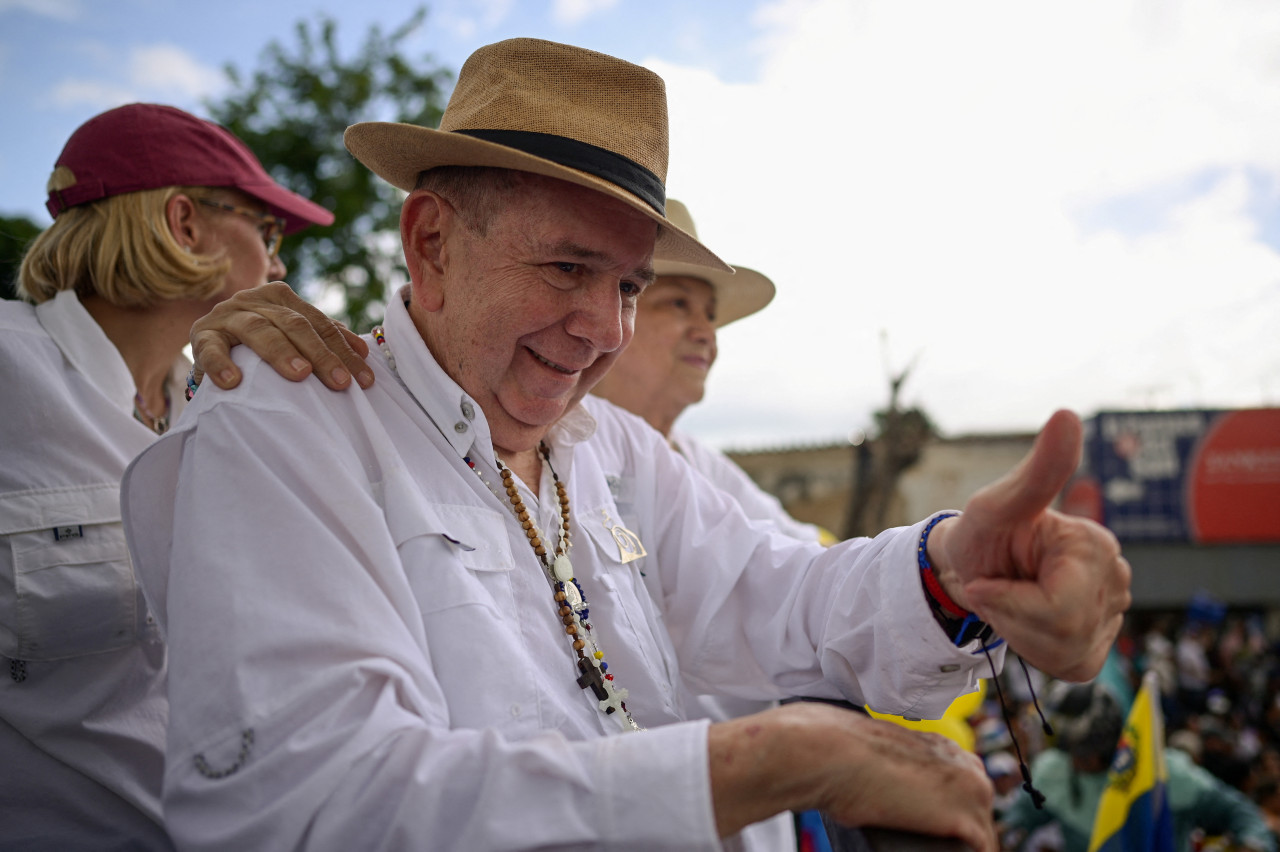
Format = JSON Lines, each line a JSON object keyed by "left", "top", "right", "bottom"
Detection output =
{"left": 3, "top": 0, "right": 1279, "bottom": 450}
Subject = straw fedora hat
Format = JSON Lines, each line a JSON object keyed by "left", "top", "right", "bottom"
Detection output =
{"left": 656, "top": 199, "right": 774, "bottom": 328}
{"left": 344, "top": 38, "right": 729, "bottom": 273}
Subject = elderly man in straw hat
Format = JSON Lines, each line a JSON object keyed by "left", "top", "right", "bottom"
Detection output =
{"left": 123, "top": 38, "right": 1130, "bottom": 851}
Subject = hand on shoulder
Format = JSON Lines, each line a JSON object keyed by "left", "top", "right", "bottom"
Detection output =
{"left": 190, "top": 281, "right": 373, "bottom": 393}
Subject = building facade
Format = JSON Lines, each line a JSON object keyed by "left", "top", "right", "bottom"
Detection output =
{"left": 726, "top": 409, "right": 1280, "bottom": 610}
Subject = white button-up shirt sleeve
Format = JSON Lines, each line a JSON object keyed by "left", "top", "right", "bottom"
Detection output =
{"left": 580, "top": 398, "right": 1000, "bottom": 722}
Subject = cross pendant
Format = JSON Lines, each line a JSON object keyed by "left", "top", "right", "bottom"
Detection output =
{"left": 598, "top": 681, "right": 629, "bottom": 717}
{"left": 576, "top": 659, "right": 610, "bottom": 703}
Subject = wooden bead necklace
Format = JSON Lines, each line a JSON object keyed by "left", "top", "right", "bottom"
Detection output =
{"left": 471, "top": 445, "right": 641, "bottom": 732}
{"left": 372, "top": 324, "right": 641, "bottom": 732}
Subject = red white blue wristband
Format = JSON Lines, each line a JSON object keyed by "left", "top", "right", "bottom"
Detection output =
{"left": 917, "top": 512, "right": 993, "bottom": 646}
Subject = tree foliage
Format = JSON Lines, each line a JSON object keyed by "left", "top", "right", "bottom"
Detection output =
{"left": 206, "top": 7, "right": 451, "bottom": 331}
{"left": 0, "top": 214, "right": 43, "bottom": 301}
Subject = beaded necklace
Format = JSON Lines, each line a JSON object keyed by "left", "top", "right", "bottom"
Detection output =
{"left": 372, "top": 325, "right": 642, "bottom": 732}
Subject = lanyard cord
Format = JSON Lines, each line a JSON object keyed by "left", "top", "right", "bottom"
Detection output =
{"left": 981, "top": 643, "right": 1052, "bottom": 809}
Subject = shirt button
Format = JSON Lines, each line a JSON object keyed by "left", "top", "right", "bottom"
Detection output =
{"left": 939, "top": 664, "right": 961, "bottom": 673}
{"left": 461, "top": 401, "right": 476, "bottom": 421}
{"left": 510, "top": 704, "right": 521, "bottom": 717}
{"left": 454, "top": 421, "right": 468, "bottom": 434}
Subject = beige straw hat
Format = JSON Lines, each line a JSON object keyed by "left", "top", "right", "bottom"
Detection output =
{"left": 656, "top": 199, "right": 775, "bottom": 328}
{"left": 344, "top": 38, "right": 729, "bottom": 273}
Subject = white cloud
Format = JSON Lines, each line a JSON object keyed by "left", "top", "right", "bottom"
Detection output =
{"left": 0, "top": 0, "right": 81, "bottom": 21}
{"left": 128, "top": 44, "right": 225, "bottom": 99}
{"left": 552, "top": 0, "right": 619, "bottom": 27}
{"left": 49, "top": 42, "right": 224, "bottom": 110}
{"left": 51, "top": 78, "right": 139, "bottom": 109}
{"left": 654, "top": 0, "right": 1280, "bottom": 446}
{"left": 438, "top": 0, "right": 515, "bottom": 38}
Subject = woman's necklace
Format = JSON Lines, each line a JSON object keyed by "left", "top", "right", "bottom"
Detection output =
{"left": 133, "top": 385, "right": 170, "bottom": 435}
{"left": 372, "top": 325, "right": 642, "bottom": 732}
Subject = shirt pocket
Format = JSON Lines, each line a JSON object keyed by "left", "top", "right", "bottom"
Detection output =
{"left": 381, "top": 472, "right": 516, "bottom": 614}
{"left": 0, "top": 484, "right": 138, "bottom": 661}
{"left": 381, "top": 475, "right": 538, "bottom": 731}
{"left": 580, "top": 505, "right": 682, "bottom": 712}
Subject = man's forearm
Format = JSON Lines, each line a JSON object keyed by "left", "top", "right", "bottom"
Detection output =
{"left": 708, "top": 703, "right": 999, "bottom": 852}
{"left": 708, "top": 709, "right": 815, "bottom": 837}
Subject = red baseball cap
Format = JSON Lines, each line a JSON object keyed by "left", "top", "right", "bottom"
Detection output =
{"left": 45, "top": 103, "right": 334, "bottom": 235}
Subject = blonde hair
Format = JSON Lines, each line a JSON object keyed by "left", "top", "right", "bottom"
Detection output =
{"left": 18, "top": 172, "right": 231, "bottom": 306}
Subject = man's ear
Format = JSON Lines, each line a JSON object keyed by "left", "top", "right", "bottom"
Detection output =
{"left": 166, "top": 193, "right": 202, "bottom": 252}
{"left": 402, "top": 190, "right": 454, "bottom": 313}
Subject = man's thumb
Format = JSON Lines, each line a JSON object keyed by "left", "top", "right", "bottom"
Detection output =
{"left": 972, "top": 409, "right": 1082, "bottom": 524}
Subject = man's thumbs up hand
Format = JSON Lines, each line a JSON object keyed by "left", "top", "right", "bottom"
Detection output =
{"left": 926, "top": 410, "right": 1132, "bottom": 681}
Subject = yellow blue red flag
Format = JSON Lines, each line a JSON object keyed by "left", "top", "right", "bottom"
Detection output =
{"left": 1086, "top": 671, "right": 1175, "bottom": 852}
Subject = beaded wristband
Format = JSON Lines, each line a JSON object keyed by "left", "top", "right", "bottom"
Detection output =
{"left": 185, "top": 368, "right": 201, "bottom": 401}
{"left": 917, "top": 512, "right": 966, "bottom": 616}
{"left": 918, "top": 512, "right": 992, "bottom": 647}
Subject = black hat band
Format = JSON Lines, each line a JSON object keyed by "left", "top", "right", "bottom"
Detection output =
{"left": 454, "top": 129, "right": 665, "bottom": 215}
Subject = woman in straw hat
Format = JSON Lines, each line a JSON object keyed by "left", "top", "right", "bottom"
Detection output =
{"left": 0, "top": 102, "right": 367, "bottom": 849}
{"left": 590, "top": 198, "right": 825, "bottom": 546}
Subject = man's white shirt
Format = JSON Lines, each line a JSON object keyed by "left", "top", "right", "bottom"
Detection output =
{"left": 123, "top": 290, "right": 997, "bottom": 851}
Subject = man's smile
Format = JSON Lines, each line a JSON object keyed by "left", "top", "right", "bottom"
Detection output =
{"left": 529, "top": 347, "right": 578, "bottom": 375}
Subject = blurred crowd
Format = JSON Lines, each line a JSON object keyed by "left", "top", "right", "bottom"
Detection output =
{"left": 972, "top": 598, "right": 1280, "bottom": 851}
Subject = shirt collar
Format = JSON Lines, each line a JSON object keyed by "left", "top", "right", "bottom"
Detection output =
{"left": 549, "top": 401, "right": 597, "bottom": 448}
{"left": 381, "top": 288, "right": 492, "bottom": 462}
{"left": 36, "top": 289, "right": 137, "bottom": 418}
{"left": 35, "top": 289, "right": 191, "bottom": 423}
{"left": 380, "top": 287, "right": 598, "bottom": 464}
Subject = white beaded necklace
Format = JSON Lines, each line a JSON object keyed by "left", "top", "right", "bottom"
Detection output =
{"left": 372, "top": 325, "right": 642, "bottom": 732}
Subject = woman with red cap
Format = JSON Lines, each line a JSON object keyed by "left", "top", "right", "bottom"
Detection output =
{"left": 0, "top": 102, "right": 364, "bottom": 849}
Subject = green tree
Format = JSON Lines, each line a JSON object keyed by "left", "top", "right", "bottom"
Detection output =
{"left": 0, "top": 214, "right": 43, "bottom": 301}
{"left": 207, "top": 7, "right": 451, "bottom": 332}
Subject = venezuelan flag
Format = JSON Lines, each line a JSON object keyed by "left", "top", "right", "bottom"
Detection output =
{"left": 1086, "top": 671, "right": 1175, "bottom": 852}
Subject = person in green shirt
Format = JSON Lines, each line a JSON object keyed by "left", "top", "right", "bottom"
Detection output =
{"left": 1001, "top": 681, "right": 1274, "bottom": 852}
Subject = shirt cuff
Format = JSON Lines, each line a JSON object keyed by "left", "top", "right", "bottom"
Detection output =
{"left": 882, "top": 512, "right": 1005, "bottom": 720}
{"left": 596, "top": 718, "right": 721, "bottom": 850}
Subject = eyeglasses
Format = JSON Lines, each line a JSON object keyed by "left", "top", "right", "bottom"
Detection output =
{"left": 197, "top": 198, "right": 287, "bottom": 258}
